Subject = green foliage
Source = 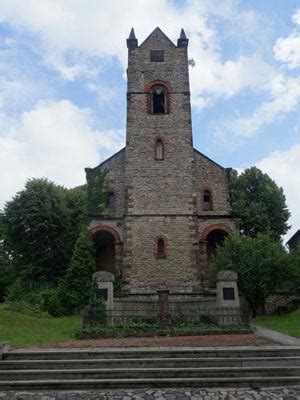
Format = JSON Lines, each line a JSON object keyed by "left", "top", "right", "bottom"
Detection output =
{"left": 5, "top": 278, "right": 26, "bottom": 302}
{"left": 3, "top": 178, "right": 86, "bottom": 283}
{"left": 78, "top": 322, "right": 249, "bottom": 338}
{"left": 88, "top": 298, "right": 107, "bottom": 326}
{"left": 85, "top": 166, "right": 108, "bottom": 214}
{"left": 6, "top": 300, "right": 50, "bottom": 318}
{"left": 229, "top": 167, "right": 290, "bottom": 241}
{"left": 253, "top": 309, "right": 300, "bottom": 338}
{"left": 211, "top": 233, "right": 291, "bottom": 317}
{"left": 0, "top": 212, "right": 15, "bottom": 302}
{"left": 113, "top": 275, "right": 124, "bottom": 298}
{"left": 196, "top": 310, "right": 216, "bottom": 325}
{"left": 58, "top": 231, "right": 95, "bottom": 314}
{"left": 0, "top": 303, "right": 82, "bottom": 348}
{"left": 5, "top": 280, "right": 65, "bottom": 317}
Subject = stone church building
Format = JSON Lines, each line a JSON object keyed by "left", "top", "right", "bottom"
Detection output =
{"left": 87, "top": 28, "right": 237, "bottom": 295}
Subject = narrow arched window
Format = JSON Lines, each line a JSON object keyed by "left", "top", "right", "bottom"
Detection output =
{"left": 157, "top": 238, "right": 166, "bottom": 258}
{"left": 152, "top": 86, "right": 167, "bottom": 114}
{"left": 106, "top": 191, "right": 115, "bottom": 209}
{"left": 203, "top": 190, "right": 213, "bottom": 211}
{"left": 155, "top": 139, "right": 164, "bottom": 160}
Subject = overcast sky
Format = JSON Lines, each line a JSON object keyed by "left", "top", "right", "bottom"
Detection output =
{"left": 0, "top": 0, "right": 299, "bottom": 241}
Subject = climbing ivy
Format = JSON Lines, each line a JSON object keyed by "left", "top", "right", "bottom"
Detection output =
{"left": 85, "top": 167, "right": 108, "bottom": 214}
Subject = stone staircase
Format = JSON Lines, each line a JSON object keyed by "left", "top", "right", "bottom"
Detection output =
{"left": 0, "top": 347, "right": 300, "bottom": 390}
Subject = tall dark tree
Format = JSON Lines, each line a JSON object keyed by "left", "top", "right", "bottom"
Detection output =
{"left": 230, "top": 167, "right": 290, "bottom": 241}
{"left": 3, "top": 178, "right": 85, "bottom": 283}
{"left": 58, "top": 230, "right": 95, "bottom": 314}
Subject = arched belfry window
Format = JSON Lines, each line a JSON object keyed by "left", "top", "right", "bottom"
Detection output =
{"left": 151, "top": 86, "right": 167, "bottom": 114}
{"left": 203, "top": 190, "right": 213, "bottom": 211}
{"left": 157, "top": 238, "right": 166, "bottom": 258}
{"left": 155, "top": 139, "right": 164, "bottom": 160}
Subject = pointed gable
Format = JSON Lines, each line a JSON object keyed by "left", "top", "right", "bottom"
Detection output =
{"left": 139, "top": 27, "right": 176, "bottom": 49}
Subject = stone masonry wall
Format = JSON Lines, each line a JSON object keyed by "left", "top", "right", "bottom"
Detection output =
{"left": 123, "top": 216, "right": 200, "bottom": 293}
{"left": 99, "top": 148, "right": 126, "bottom": 218}
{"left": 193, "top": 150, "right": 231, "bottom": 215}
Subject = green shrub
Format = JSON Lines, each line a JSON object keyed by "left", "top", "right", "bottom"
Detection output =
{"left": 196, "top": 310, "right": 216, "bottom": 325}
{"left": 5, "top": 280, "right": 66, "bottom": 317}
{"left": 88, "top": 298, "right": 107, "bottom": 326}
{"left": 7, "top": 300, "right": 50, "bottom": 317}
{"left": 5, "top": 278, "right": 26, "bottom": 302}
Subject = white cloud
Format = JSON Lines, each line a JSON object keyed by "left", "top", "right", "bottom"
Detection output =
{"left": 190, "top": 53, "right": 275, "bottom": 109}
{"left": 218, "top": 75, "right": 300, "bottom": 138}
{"left": 273, "top": 8, "right": 300, "bottom": 69}
{"left": 256, "top": 144, "right": 300, "bottom": 241}
{"left": 213, "top": 6, "right": 300, "bottom": 140}
{"left": 0, "top": 100, "right": 125, "bottom": 208}
{"left": 0, "top": 0, "right": 270, "bottom": 106}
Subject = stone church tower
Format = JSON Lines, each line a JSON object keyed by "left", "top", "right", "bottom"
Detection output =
{"left": 87, "top": 28, "right": 237, "bottom": 294}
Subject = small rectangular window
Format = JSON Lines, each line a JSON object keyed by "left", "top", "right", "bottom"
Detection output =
{"left": 150, "top": 50, "right": 164, "bottom": 62}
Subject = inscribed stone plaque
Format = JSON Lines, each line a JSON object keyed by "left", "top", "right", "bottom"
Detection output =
{"left": 96, "top": 288, "right": 108, "bottom": 301}
{"left": 223, "top": 287, "right": 235, "bottom": 300}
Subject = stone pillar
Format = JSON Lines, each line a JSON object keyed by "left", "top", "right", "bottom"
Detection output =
{"left": 216, "top": 270, "right": 240, "bottom": 308}
{"left": 93, "top": 271, "right": 114, "bottom": 310}
{"left": 157, "top": 289, "right": 170, "bottom": 324}
{"left": 216, "top": 270, "right": 242, "bottom": 326}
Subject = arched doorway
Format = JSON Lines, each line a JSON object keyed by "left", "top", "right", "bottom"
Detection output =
{"left": 206, "top": 229, "right": 228, "bottom": 262}
{"left": 88, "top": 226, "right": 121, "bottom": 276}
{"left": 94, "top": 230, "right": 116, "bottom": 274}
{"left": 200, "top": 224, "right": 231, "bottom": 287}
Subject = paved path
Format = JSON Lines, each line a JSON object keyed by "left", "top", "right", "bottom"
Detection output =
{"left": 253, "top": 325, "right": 300, "bottom": 346}
{"left": 1, "top": 387, "right": 300, "bottom": 399}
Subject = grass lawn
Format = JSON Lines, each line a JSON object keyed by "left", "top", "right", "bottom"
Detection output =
{"left": 253, "top": 309, "right": 300, "bottom": 338}
{"left": 0, "top": 303, "right": 82, "bottom": 348}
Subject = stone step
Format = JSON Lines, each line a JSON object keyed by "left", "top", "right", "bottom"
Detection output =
{"left": 0, "top": 366, "right": 299, "bottom": 381}
{"left": 1, "top": 356, "right": 300, "bottom": 370}
{"left": 0, "top": 376, "right": 299, "bottom": 390}
{"left": 5, "top": 347, "right": 300, "bottom": 360}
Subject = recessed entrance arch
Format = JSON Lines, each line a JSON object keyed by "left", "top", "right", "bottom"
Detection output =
{"left": 206, "top": 229, "right": 228, "bottom": 261}
{"left": 201, "top": 224, "right": 231, "bottom": 262}
{"left": 88, "top": 225, "right": 121, "bottom": 276}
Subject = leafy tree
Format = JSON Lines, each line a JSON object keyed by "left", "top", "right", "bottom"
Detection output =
{"left": 3, "top": 178, "right": 84, "bottom": 283}
{"left": 58, "top": 230, "right": 95, "bottom": 314}
{"left": 211, "top": 233, "right": 291, "bottom": 317}
{"left": 229, "top": 167, "right": 290, "bottom": 241}
{"left": 0, "top": 212, "right": 15, "bottom": 301}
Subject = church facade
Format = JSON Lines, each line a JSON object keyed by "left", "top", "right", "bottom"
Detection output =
{"left": 87, "top": 28, "right": 237, "bottom": 294}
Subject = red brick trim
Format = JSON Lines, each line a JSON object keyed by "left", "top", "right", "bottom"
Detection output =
{"left": 88, "top": 225, "right": 121, "bottom": 243}
{"left": 201, "top": 224, "right": 232, "bottom": 240}
{"left": 144, "top": 80, "right": 172, "bottom": 93}
{"left": 153, "top": 235, "right": 169, "bottom": 258}
{"left": 106, "top": 187, "right": 117, "bottom": 195}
